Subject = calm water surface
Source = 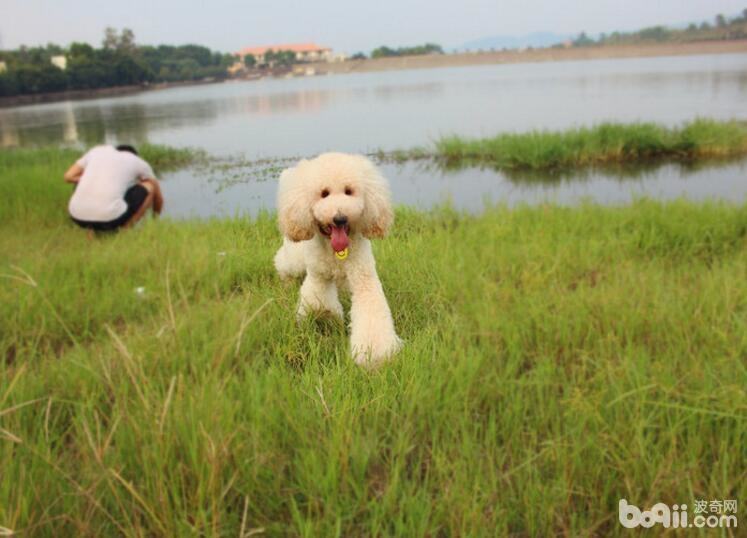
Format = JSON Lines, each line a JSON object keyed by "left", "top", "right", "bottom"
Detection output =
{"left": 163, "top": 159, "right": 747, "bottom": 219}
{"left": 2, "top": 53, "right": 746, "bottom": 217}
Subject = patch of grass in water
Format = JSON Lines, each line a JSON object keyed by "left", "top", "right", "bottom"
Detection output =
{"left": 433, "top": 119, "right": 747, "bottom": 170}
{"left": 138, "top": 143, "right": 206, "bottom": 172}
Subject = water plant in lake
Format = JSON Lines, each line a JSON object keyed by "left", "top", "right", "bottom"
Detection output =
{"left": 376, "top": 119, "right": 747, "bottom": 173}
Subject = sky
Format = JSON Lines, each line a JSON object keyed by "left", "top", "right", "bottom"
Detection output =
{"left": 1, "top": 0, "right": 745, "bottom": 54}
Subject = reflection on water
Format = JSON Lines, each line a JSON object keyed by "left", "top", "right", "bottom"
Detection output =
{"left": 433, "top": 154, "right": 747, "bottom": 184}
{"left": 233, "top": 90, "right": 331, "bottom": 115}
{"left": 397, "top": 158, "right": 747, "bottom": 210}
{"left": 0, "top": 101, "right": 217, "bottom": 147}
{"left": 160, "top": 157, "right": 747, "bottom": 219}
{"left": 2, "top": 53, "right": 746, "bottom": 157}
{"left": 2, "top": 52, "right": 746, "bottom": 216}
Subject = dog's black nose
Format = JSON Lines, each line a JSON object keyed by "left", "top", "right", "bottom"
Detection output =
{"left": 333, "top": 215, "right": 348, "bottom": 227}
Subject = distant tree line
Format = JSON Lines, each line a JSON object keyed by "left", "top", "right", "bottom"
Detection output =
{"left": 568, "top": 8, "right": 747, "bottom": 48}
{"left": 0, "top": 28, "right": 235, "bottom": 97}
{"left": 370, "top": 43, "right": 443, "bottom": 59}
{"left": 262, "top": 50, "right": 297, "bottom": 67}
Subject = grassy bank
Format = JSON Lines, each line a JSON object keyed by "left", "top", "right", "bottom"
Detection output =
{"left": 0, "top": 144, "right": 201, "bottom": 227}
{"left": 1, "top": 149, "right": 746, "bottom": 536}
{"left": 0, "top": 143, "right": 201, "bottom": 178}
{"left": 384, "top": 119, "right": 747, "bottom": 172}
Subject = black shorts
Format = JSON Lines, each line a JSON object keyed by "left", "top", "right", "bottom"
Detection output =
{"left": 71, "top": 184, "right": 149, "bottom": 232}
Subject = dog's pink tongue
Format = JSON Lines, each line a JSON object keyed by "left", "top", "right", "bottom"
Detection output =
{"left": 330, "top": 226, "right": 349, "bottom": 252}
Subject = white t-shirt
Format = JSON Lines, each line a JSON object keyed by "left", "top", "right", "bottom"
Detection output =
{"left": 68, "top": 145, "right": 155, "bottom": 222}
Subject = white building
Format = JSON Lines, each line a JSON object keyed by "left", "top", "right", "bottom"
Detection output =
{"left": 51, "top": 55, "right": 67, "bottom": 70}
{"left": 237, "top": 43, "right": 333, "bottom": 65}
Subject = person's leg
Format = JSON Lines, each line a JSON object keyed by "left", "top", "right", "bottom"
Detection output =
{"left": 123, "top": 183, "right": 155, "bottom": 228}
{"left": 71, "top": 216, "right": 99, "bottom": 239}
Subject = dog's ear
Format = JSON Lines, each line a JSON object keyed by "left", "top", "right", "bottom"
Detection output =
{"left": 277, "top": 165, "right": 315, "bottom": 242}
{"left": 360, "top": 158, "right": 394, "bottom": 239}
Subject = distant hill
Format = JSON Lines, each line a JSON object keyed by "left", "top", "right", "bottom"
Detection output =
{"left": 458, "top": 9, "right": 747, "bottom": 52}
{"left": 458, "top": 32, "right": 570, "bottom": 52}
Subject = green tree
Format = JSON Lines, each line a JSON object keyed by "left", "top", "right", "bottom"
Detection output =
{"left": 264, "top": 49, "right": 295, "bottom": 67}
{"left": 67, "top": 57, "right": 108, "bottom": 89}
{"left": 69, "top": 42, "right": 95, "bottom": 60}
{"left": 220, "top": 53, "right": 235, "bottom": 67}
{"left": 243, "top": 54, "right": 256, "bottom": 68}
{"left": 0, "top": 35, "right": 237, "bottom": 96}
{"left": 0, "top": 73, "right": 19, "bottom": 96}
{"left": 371, "top": 43, "right": 443, "bottom": 58}
{"left": 103, "top": 27, "right": 118, "bottom": 50}
{"left": 175, "top": 45, "right": 212, "bottom": 66}
{"left": 119, "top": 28, "right": 136, "bottom": 53}
{"left": 572, "top": 32, "right": 595, "bottom": 47}
{"left": 371, "top": 46, "right": 396, "bottom": 58}
{"left": 639, "top": 26, "right": 669, "bottom": 41}
{"left": 175, "top": 58, "right": 200, "bottom": 80}
{"left": 112, "top": 54, "right": 153, "bottom": 85}
{"left": 14, "top": 64, "right": 67, "bottom": 93}
{"left": 45, "top": 43, "right": 64, "bottom": 56}
{"left": 278, "top": 50, "right": 296, "bottom": 66}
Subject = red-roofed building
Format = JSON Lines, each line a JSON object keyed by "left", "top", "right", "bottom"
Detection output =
{"left": 237, "top": 43, "right": 333, "bottom": 65}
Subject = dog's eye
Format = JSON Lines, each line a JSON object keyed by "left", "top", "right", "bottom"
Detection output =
{"left": 321, "top": 189, "right": 330, "bottom": 198}
{"left": 344, "top": 187, "right": 353, "bottom": 196}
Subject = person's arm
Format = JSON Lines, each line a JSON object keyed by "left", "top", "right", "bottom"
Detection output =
{"left": 140, "top": 177, "right": 164, "bottom": 214}
{"left": 141, "top": 163, "right": 163, "bottom": 215}
{"left": 65, "top": 149, "right": 93, "bottom": 183}
{"left": 137, "top": 160, "right": 156, "bottom": 183}
{"left": 137, "top": 160, "right": 164, "bottom": 214}
{"left": 64, "top": 163, "right": 84, "bottom": 183}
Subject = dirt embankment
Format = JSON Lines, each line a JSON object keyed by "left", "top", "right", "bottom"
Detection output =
{"left": 0, "top": 79, "right": 220, "bottom": 109}
{"left": 308, "top": 40, "right": 747, "bottom": 75}
{"left": 2, "top": 40, "right": 745, "bottom": 108}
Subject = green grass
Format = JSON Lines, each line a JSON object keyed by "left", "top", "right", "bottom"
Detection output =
{"left": 0, "top": 145, "right": 202, "bottom": 227}
{"left": 1, "top": 148, "right": 746, "bottom": 536}
{"left": 381, "top": 119, "right": 747, "bottom": 172}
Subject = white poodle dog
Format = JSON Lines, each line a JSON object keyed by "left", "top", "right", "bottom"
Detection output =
{"left": 273, "top": 152, "right": 402, "bottom": 367}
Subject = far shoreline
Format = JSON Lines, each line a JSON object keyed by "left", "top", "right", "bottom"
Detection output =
{"left": 1, "top": 40, "right": 746, "bottom": 109}
{"left": 311, "top": 39, "right": 747, "bottom": 75}
{"left": 0, "top": 78, "right": 221, "bottom": 109}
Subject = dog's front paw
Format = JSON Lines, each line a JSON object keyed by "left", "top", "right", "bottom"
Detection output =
{"left": 297, "top": 299, "right": 344, "bottom": 321}
{"left": 352, "top": 334, "right": 402, "bottom": 369}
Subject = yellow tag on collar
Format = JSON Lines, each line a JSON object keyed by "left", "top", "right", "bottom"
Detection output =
{"left": 335, "top": 248, "right": 349, "bottom": 260}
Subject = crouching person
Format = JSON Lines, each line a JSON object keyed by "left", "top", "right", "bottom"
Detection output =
{"left": 64, "top": 144, "right": 163, "bottom": 235}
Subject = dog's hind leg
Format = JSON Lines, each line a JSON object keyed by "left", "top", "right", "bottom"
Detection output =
{"left": 298, "top": 272, "right": 344, "bottom": 320}
{"left": 274, "top": 238, "right": 307, "bottom": 280}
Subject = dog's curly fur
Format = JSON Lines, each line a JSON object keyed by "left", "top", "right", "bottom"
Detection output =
{"left": 274, "top": 153, "right": 401, "bottom": 366}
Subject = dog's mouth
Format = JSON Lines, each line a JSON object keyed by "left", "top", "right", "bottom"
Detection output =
{"left": 319, "top": 223, "right": 350, "bottom": 253}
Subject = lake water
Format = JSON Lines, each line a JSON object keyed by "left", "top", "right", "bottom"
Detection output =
{"left": 2, "top": 53, "right": 747, "bottom": 217}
